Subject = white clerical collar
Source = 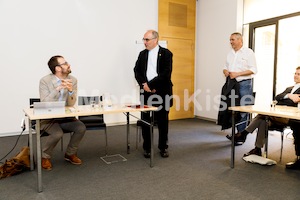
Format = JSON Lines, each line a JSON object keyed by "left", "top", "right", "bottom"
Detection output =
{"left": 149, "top": 45, "right": 159, "bottom": 53}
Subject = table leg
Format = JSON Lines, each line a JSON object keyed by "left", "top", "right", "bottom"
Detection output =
{"left": 28, "top": 119, "right": 34, "bottom": 170}
{"left": 150, "top": 111, "right": 154, "bottom": 168}
{"left": 126, "top": 112, "right": 130, "bottom": 154}
{"left": 230, "top": 111, "right": 236, "bottom": 168}
{"left": 264, "top": 116, "right": 269, "bottom": 158}
{"left": 35, "top": 119, "right": 43, "bottom": 192}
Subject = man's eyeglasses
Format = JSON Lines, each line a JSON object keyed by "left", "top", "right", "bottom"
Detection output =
{"left": 57, "top": 62, "right": 69, "bottom": 66}
{"left": 142, "top": 38, "right": 156, "bottom": 42}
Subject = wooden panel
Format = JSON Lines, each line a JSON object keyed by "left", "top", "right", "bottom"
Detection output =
{"left": 169, "top": 2, "right": 188, "bottom": 27}
{"left": 165, "top": 38, "right": 194, "bottom": 119}
{"left": 159, "top": 0, "right": 196, "bottom": 40}
{"left": 159, "top": 0, "right": 196, "bottom": 120}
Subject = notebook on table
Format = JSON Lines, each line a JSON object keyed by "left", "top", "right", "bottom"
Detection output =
{"left": 33, "top": 101, "right": 65, "bottom": 115}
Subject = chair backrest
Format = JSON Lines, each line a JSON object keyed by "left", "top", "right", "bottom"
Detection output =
{"left": 29, "top": 98, "right": 49, "bottom": 136}
{"left": 78, "top": 96, "right": 99, "bottom": 105}
{"left": 77, "top": 96, "right": 106, "bottom": 129}
{"left": 29, "top": 98, "right": 40, "bottom": 108}
{"left": 268, "top": 121, "right": 287, "bottom": 132}
{"left": 29, "top": 98, "right": 40, "bottom": 126}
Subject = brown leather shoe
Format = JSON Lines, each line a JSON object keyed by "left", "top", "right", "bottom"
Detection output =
{"left": 42, "top": 158, "right": 52, "bottom": 171}
{"left": 64, "top": 154, "right": 82, "bottom": 165}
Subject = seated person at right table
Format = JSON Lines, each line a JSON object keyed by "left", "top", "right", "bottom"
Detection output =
{"left": 232, "top": 66, "right": 300, "bottom": 170}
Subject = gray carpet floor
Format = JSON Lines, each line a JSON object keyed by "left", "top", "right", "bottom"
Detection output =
{"left": 0, "top": 118, "right": 299, "bottom": 200}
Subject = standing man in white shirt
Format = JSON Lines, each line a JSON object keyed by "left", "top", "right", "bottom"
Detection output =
{"left": 223, "top": 32, "right": 258, "bottom": 142}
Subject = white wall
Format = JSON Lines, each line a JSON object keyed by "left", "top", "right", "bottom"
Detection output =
{"left": 195, "top": 0, "right": 243, "bottom": 120}
{"left": 0, "top": 0, "right": 244, "bottom": 136}
{"left": 244, "top": 0, "right": 300, "bottom": 24}
{"left": 0, "top": 0, "right": 158, "bottom": 136}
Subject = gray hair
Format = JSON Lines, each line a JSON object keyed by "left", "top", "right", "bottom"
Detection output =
{"left": 151, "top": 30, "right": 159, "bottom": 39}
{"left": 231, "top": 32, "right": 243, "bottom": 40}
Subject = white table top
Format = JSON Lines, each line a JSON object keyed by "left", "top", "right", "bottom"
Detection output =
{"left": 24, "top": 104, "right": 158, "bottom": 120}
{"left": 229, "top": 105, "right": 300, "bottom": 120}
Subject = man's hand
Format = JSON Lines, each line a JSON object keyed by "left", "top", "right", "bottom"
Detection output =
{"left": 288, "top": 93, "right": 300, "bottom": 103}
{"left": 223, "top": 69, "right": 230, "bottom": 77}
{"left": 56, "top": 79, "right": 73, "bottom": 92}
{"left": 142, "top": 82, "right": 152, "bottom": 93}
{"left": 229, "top": 72, "right": 240, "bottom": 79}
{"left": 62, "top": 79, "right": 73, "bottom": 92}
{"left": 225, "top": 70, "right": 253, "bottom": 79}
{"left": 223, "top": 70, "right": 240, "bottom": 79}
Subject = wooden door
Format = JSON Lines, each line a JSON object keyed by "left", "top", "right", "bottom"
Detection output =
{"left": 159, "top": 0, "right": 196, "bottom": 120}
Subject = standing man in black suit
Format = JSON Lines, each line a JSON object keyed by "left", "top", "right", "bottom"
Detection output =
{"left": 134, "top": 30, "right": 173, "bottom": 158}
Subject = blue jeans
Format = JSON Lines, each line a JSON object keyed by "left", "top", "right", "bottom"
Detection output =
{"left": 237, "top": 79, "right": 253, "bottom": 132}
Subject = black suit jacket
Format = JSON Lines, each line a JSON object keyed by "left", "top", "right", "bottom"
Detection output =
{"left": 275, "top": 85, "right": 300, "bottom": 155}
{"left": 134, "top": 46, "right": 173, "bottom": 106}
{"left": 217, "top": 77, "right": 241, "bottom": 130}
{"left": 275, "top": 86, "right": 300, "bottom": 106}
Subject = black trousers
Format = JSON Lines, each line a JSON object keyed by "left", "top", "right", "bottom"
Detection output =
{"left": 140, "top": 92, "right": 170, "bottom": 151}
{"left": 289, "top": 120, "right": 300, "bottom": 156}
